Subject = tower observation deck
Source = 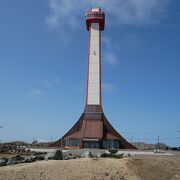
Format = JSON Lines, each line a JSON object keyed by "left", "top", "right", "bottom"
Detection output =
{"left": 51, "top": 8, "right": 136, "bottom": 149}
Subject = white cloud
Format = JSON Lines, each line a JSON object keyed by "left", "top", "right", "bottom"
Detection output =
{"left": 102, "top": 37, "right": 111, "bottom": 48}
{"left": 46, "top": 0, "right": 86, "bottom": 31}
{"left": 102, "top": 0, "right": 170, "bottom": 25}
{"left": 103, "top": 52, "right": 118, "bottom": 65}
{"left": 27, "top": 89, "right": 45, "bottom": 96}
{"left": 102, "top": 83, "right": 116, "bottom": 93}
{"left": 122, "top": 34, "right": 143, "bottom": 48}
{"left": 40, "top": 77, "right": 61, "bottom": 88}
{"left": 102, "top": 36, "right": 118, "bottom": 65}
{"left": 26, "top": 77, "right": 61, "bottom": 97}
{"left": 46, "top": 0, "right": 170, "bottom": 30}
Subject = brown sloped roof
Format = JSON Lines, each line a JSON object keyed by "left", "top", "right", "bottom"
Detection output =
{"left": 102, "top": 114, "right": 136, "bottom": 149}
{"left": 83, "top": 120, "right": 103, "bottom": 139}
{"left": 50, "top": 105, "right": 137, "bottom": 149}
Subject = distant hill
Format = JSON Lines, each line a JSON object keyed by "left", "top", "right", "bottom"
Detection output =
{"left": 2, "top": 141, "right": 29, "bottom": 146}
{"left": 132, "top": 142, "right": 167, "bottom": 150}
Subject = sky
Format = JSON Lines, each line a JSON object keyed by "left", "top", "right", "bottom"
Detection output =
{"left": 0, "top": 0, "right": 180, "bottom": 146}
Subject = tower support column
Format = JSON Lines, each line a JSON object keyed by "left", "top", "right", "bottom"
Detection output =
{"left": 86, "top": 22, "right": 101, "bottom": 105}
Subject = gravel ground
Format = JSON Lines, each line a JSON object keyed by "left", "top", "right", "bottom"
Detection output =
{"left": 0, "top": 158, "right": 137, "bottom": 180}
{"left": 0, "top": 154, "right": 180, "bottom": 180}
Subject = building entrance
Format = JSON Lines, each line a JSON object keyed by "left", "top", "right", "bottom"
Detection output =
{"left": 83, "top": 141, "right": 100, "bottom": 148}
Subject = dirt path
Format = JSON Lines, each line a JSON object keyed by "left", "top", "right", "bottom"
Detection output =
{"left": 0, "top": 158, "right": 137, "bottom": 180}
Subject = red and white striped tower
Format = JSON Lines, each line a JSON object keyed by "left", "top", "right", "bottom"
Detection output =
{"left": 51, "top": 8, "right": 136, "bottom": 150}
{"left": 85, "top": 7, "right": 104, "bottom": 106}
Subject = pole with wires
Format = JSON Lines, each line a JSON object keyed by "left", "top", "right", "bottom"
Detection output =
{"left": 0, "top": 125, "right": 3, "bottom": 145}
{"left": 158, "top": 135, "right": 160, "bottom": 150}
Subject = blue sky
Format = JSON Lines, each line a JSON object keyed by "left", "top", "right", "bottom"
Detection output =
{"left": 0, "top": 0, "right": 180, "bottom": 146}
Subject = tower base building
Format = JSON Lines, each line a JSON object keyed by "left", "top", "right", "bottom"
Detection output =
{"left": 52, "top": 105, "right": 135, "bottom": 149}
{"left": 51, "top": 8, "right": 136, "bottom": 149}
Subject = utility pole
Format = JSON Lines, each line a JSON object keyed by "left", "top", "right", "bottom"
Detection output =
{"left": 0, "top": 125, "right": 3, "bottom": 145}
{"left": 61, "top": 138, "right": 63, "bottom": 150}
{"left": 50, "top": 136, "right": 53, "bottom": 142}
{"left": 131, "top": 136, "right": 133, "bottom": 143}
{"left": 158, "top": 135, "right": 160, "bottom": 150}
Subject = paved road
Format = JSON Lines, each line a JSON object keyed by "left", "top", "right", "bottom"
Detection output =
{"left": 26, "top": 148, "right": 174, "bottom": 156}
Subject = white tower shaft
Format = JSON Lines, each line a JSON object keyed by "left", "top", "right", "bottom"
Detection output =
{"left": 86, "top": 23, "right": 101, "bottom": 105}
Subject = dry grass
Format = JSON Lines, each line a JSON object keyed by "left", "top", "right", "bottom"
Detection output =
{"left": 0, "top": 154, "right": 18, "bottom": 159}
{"left": 0, "top": 155, "right": 180, "bottom": 180}
{"left": 132, "top": 155, "right": 180, "bottom": 180}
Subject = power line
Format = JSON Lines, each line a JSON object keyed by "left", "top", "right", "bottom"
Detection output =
{"left": 132, "top": 137, "right": 180, "bottom": 141}
{"left": 122, "top": 130, "right": 180, "bottom": 134}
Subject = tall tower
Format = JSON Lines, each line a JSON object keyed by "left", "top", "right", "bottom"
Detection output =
{"left": 86, "top": 7, "right": 104, "bottom": 106}
{"left": 52, "top": 8, "right": 136, "bottom": 149}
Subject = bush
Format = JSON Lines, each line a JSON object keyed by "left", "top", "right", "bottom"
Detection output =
{"left": 109, "top": 149, "right": 118, "bottom": 154}
{"left": 54, "top": 150, "right": 63, "bottom": 160}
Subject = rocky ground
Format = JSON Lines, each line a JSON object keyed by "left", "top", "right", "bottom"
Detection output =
{"left": 0, "top": 145, "right": 47, "bottom": 166}
{"left": 0, "top": 155, "right": 180, "bottom": 180}
{"left": 0, "top": 145, "right": 180, "bottom": 180}
{"left": 0, "top": 147, "right": 126, "bottom": 167}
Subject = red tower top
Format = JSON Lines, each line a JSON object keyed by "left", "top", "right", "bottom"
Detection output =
{"left": 85, "top": 7, "right": 105, "bottom": 31}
